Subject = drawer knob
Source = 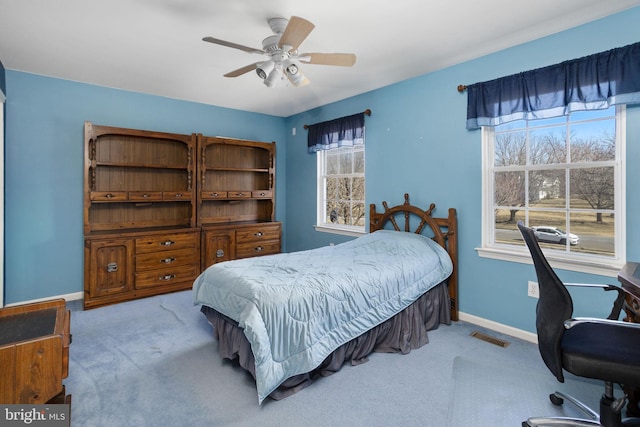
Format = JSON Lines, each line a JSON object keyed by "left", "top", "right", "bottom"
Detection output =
{"left": 159, "top": 240, "right": 175, "bottom": 246}
{"left": 106, "top": 193, "right": 114, "bottom": 199}
{"left": 160, "top": 257, "right": 176, "bottom": 264}
{"left": 254, "top": 232, "right": 264, "bottom": 237}
{"left": 159, "top": 274, "right": 176, "bottom": 281}
{"left": 174, "top": 193, "right": 183, "bottom": 198}
{"left": 216, "top": 249, "right": 225, "bottom": 258}
{"left": 106, "top": 262, "right": 118, "bottom": 272}
{"left": 255, "top": 246, "right": 264, "bottom": 252}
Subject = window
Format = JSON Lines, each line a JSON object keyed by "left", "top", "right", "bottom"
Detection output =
{"left": 316, "top": 144, "right": 365, "bottom": 235}
{"left": 479, "top": 106, "right": 625, "bottom": 275}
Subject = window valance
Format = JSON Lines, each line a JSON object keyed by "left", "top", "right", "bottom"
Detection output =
{"left": 307, "top": 112, "right": 366, "bottom": 153}
{"left": 465, "top": 41, "right": 640, "bottom": 130}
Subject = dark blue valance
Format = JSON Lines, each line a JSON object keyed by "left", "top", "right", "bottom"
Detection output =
{"left": 307, "top": 112, "right": 365, "bottom": 153}
{"left": 466, "top": 42, "right": 640, "bottom": 129}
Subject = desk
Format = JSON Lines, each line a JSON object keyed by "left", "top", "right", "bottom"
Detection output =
{"left": 617, "top": 262, "right": 640, "bottom": 416}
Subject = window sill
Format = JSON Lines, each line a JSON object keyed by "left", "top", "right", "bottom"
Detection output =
{"left": 476, "top": 246, "right": 624, "bottom": 278}
{"left": 314, "top": 224, "right": 366, "bottom": 237}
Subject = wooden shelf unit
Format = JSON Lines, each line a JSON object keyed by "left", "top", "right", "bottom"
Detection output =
{"left": 198, "top": 135, "right": 280, "bottom": 269}
{"left": 83, "top": 123, "right": 199, "bottom": 308}
{"left": 83, "top": 125, "right": 281, "bottom": 308}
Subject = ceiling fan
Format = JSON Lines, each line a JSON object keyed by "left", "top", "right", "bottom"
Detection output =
{"left": 202, "top": 16, "right": 356, "bottom": 87}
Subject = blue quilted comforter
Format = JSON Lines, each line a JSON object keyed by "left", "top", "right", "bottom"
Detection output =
{"left": 192, "top": 230, "right": 453, "bottom": 403}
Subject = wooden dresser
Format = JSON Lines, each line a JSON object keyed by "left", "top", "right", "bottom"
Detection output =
{"left": 0, "top": 299, "right": 71, "bottom": 404}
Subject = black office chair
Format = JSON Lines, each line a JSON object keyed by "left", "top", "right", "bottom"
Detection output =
{"left": 518, "top": 221, "right": 640, "bottom": 427}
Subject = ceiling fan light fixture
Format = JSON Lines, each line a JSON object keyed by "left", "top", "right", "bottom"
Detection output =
{"left": 264, "top": 68, "right": 281, "bottom": 87}
{"left": 287, "top": 69, "right": 309, "bottom": 87}
{"left": 256, "top": 61, "right": 275, "bottom": 79}
{"left": 203, "top": 16, "right": 355, "bottom": 88}
{"left": 284, "top": 60, "right": 299, "bottom": 76}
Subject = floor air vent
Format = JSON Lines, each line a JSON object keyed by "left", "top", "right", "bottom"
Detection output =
{"left": 470, "top": 331, "right": 511, "bottom": 348}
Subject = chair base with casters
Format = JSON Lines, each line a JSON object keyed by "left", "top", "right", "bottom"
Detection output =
{"left": 517, "top": 221, "right": 640, "bottom": 427}
{"left": 523, "top": 385, "right": 640, "bottom": 426}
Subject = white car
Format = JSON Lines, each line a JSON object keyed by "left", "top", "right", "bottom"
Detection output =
{"left": 532, "top": 226, "right": 580, "bottom": 245}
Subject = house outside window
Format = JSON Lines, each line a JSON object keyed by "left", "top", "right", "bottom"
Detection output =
{"left": 479, "top": 106, "right": 625, "bottom": 275}
{"left": 316, "top": 144, "right": 365, "bottom": 236}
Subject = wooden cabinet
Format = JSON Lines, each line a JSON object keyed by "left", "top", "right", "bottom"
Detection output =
{"left": 84, "top": 229, "right": 200, "bottom": 309}
{"left": 202, "top": 222, "right": 281, "bottom": 269}
{"left": 0, "top": 299, "right": 71, "bottom": 404}
{"left": 198, "top": 135, "right": 280, "bottom": 269}
{"left": 83, "top": 122, "right": 199, "bottom": 309}
{"left": 83, "top": 124, "right": 280, "bottom": 308}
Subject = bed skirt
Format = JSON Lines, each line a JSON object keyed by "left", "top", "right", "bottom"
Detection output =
{"left": 200, "top": 281, "right": 451, "bottom": 401}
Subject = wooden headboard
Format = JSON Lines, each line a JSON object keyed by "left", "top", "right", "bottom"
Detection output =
{"left": 369, "top": 193, "right": 458, "bottom": 321}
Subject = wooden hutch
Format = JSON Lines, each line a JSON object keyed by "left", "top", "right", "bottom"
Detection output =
{"left": 83, "top": 122, "right": 279, "bottom": 309}
{"left": 197, "top": 135, "right": 281, "bottom": 269}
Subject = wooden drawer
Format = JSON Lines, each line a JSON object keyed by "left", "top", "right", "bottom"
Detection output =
{"left": 251, "top": 190, "right": 273, "bottom": 198}
{"left": 227, "top": 191, "right": 251, "bottom": 199}
{"left": 90, "top": 191, "right": 128, "bottom": 201}
{"left": 129, "top": 191, "right": 163, "bottom": 201}
{"left": 162, "top": 191, "right": 192, "bottom": 201}
{"left": 135, "top": 232, "right": 198, "bottom": 254}
{"left": 236, "top": 224, "right": 281, "bottom": 243}
{"left": 136, "top": 247, "right": 198, "bottom": 271}
{"left": 236, "top": 240, "right": 281, "bottom": 259}
{"left": 201, "top": 191, "right": 227, "bottom": 199}
{"left": 135, "top": 264, "right": 199, "bottom": 289}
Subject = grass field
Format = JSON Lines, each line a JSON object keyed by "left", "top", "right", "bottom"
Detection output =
{"left": 495, "top": 198, "right": 614, "bottom": 236}
{"left": 494, "top": 198, "right": 615, "bottom": 255}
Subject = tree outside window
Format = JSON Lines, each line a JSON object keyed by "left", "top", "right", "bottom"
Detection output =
{"left": 319, "top": 145, "right": 365, "bottom": 229}
{"left": 490, "top": 106, "right": 620, "bottom": 258}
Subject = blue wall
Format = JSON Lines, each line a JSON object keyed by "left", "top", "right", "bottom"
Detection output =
{"left": 4, "top": 73, "right": 286, "bottom": 303}
{"left": 3, "top": 7, "right": 640, "bottom": 335}
{"left": 283, "top": 7, "right": 640, "bottom": 333}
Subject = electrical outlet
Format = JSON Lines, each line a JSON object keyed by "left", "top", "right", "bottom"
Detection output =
{"left": 528, "top": 281, "right": 539, "bottom": 298}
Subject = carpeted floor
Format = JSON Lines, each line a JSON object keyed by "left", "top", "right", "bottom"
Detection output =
{"left": 62, "top": 290, "right": 614, "bottom": 426}
{"left": 449, "top": 356, "right": 602, "bottom": 427}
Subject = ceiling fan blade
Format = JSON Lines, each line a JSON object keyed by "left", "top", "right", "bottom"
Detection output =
{"left": 224, "top": 62, "right": 260, "bottom": 77}
{"left": 278, "top": 16, "right": 315, "bottom": 51}
{"left": 299, "top": 53, "right": 356, "bottom": 67}
{"left": 202, "top": 37, "right": 264, "bottom": 55}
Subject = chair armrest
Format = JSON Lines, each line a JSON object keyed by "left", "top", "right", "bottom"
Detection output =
{"left": 564, "top": 283, "right": 626, "bottom": 320}
{"left": 564, "top": 317, "right": 640, "bottom": 330}
{"left": 565, "top": 283, "right": 617, "bottom": 289}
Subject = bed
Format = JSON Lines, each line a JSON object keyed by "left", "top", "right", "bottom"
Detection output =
{"left": 192, "top": 193, "right": 458, "bottom": 404}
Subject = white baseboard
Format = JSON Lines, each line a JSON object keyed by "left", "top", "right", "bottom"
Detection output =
{"left": 4, "top": 291, "right": 83, "bottom": 308}
{"left": 458, "top": 311, "right": 538, "bottom": 344}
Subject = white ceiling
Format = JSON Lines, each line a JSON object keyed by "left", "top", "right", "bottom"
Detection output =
{"left": 1, "top": 0, "right": 639, "bottom": 117}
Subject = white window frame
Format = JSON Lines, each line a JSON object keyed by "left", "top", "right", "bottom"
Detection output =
{"left": 476, "top": 106, "right": 626, "bottom": 277}
{"left": 314, "top": 145, "right": 366, "bottom": 237}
